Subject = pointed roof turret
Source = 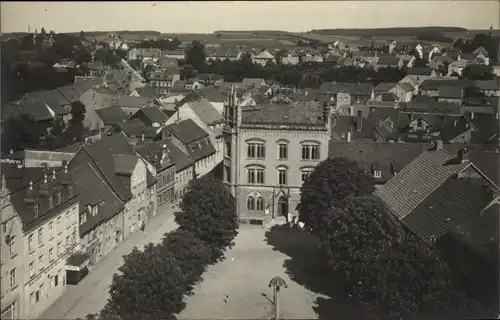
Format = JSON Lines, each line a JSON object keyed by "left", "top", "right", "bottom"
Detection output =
{"left": 24, "top": 181, "right": 36, "bottom": 204}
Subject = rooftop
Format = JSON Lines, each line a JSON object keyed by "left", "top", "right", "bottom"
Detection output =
{"left": 241, "top": 101, "right": 327, "bottom": 127}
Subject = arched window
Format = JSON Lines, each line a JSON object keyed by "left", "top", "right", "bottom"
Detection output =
{"left": 247, "top": 196, "right": 255, "bottom": 211}
{"left": 256, "top": 197, "right": 264, "bottom": 211}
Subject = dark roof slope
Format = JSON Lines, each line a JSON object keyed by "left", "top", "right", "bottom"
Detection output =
{"left": 328, "top": 141, "right": 429, "bottom": 183}
{"left": 167, "top": 119, "right": 208, "bottom": 144}
{"left": 71, "top": 163, "right": 125, "bottom": 236}
{"left": 95, "top": 106, "right": 128, "bottom": 125}
{"left": 374, "top": 149, "right": 470, "bottom": 221}
{"left": 320, "top": 82, "right": 373, "bottom": 96}
{"left": 137, "top": 106, "right": 168, "bottom": 124}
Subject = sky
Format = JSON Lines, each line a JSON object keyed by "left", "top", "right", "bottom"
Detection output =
{"left": 1, "top": 1, "right": 499, "bottom": 34}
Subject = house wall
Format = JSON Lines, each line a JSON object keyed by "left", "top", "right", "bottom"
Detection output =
{"left": 22, "top": 201, "right": 79, "bottom": 319}
{"left": 194, "top": 153, "right": 217, "bottom": 178}
{"left": 233, "top": 127, "right": 330, "bottom": 220}
{"left": 79, "top": 209, "right": 124, "bottom": 267}
{"left": 175, "top": 166, "right": 194, "bottom": 201}
{"left": 0, "top": 198, "right": 24, "bottom": 320}
{"left": 449, "top": 128, "right": 473, "bottom": 144}
{"left": 80, "top": 89, "right": 114, "bottom": 132}
{"left": 337, "top": 92, "right": 352, "bottom": 106}
{"left": 122, "top": 160, "right": 149, "bottom": 238}
{"left": 156, "top": 164, "right": 176, "bottom": 213}
{"left": 408, "top": 118, "right": 432, "bottom": 133}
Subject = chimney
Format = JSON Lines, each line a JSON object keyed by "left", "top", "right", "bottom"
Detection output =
{"left": 435, "top": 140, "right": 443, "bottom": 150}
{"left": 160, "top": 144, "right": 169, "bottom": 166}
{"left": 141, "top": 132, "right": 145, "bottom": 142}
{"left": 305, "top": 90, "right": 308, "bottom": 96}
{"left": 458, "top": 148, "right": 469, "bottom": 163}
{"left": 470, "top": 112, "right": 475, "bottom": 119}
{"left": 347, "top": 131, "right": 352, "bottom": 142}
{"left": 356, "top": 116, "right": 363, "bottom": 132}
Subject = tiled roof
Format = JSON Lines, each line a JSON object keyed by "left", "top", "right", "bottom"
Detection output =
{"left": 69, "top": 144, "right": 132, "bottom": 202}
{"left": 10, "top": 102, "right": 54, "bottom": 122}
{"left": 138, "top": 106, "right": 168, "bottom": 124}
{"left": 135, "top": 87, "right": 160, "bottom": 99}
{"left": 114, "top": 119, "right": 161, "bottom": 138}
{"left": 375, "top": 148, "right": 470, "bottom": 222}
{"left": 195, "top": 87, "right": 226, "bottom": 102}
{"left": 21, "top": 89, "right": 70, "bottom": 106}
{"left": 56, "top": 83, "right": 92, "bottom": 103}
{"left": 113, "top": 96, "right": 151, "bottom": 109}
{"left": 399, "top": 173, "right": 497, "bottom": 243}
{"left": 113, "top": 154, "right": 139, "bottom": 175}
{"left": 328, "top": 141, "right": 429, "bottom": 183}
{"left": 241, "top": 101, "right": 326, "bottom": 126}
{"left": 4, "top": 165, "right": 78, "bottom": 232}
{"left": 167, "top": 118, "right": 209, "bottom": 144}
{"left": 374, "top": 82, "right": 398, "bottom": 92}
{"left": 135, "top": 140, "right": 176, "bottom": 170}
{"left": 241, "top": 78, "right": 266, "bottom": 89}
{"left": 180, "top": 92, "right": 223, "bottom": 125}
{"left": 71, "top": 162, "right": 125, "bottom": 236}
{"left": 185, "top": 136, "right": 216, "bottom": 162}
{"left": 438, "top": 86, "right": 463, "bottom": 99}
{"left": 403, "top": 96, "right": 461, "bottom": 114}
{"left": 95, "top": 106, "right": 128, "bottom": 125}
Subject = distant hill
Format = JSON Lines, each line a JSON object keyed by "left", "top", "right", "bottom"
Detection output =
{"left": 309, "top": 27, "right": 468, "bottom": 37}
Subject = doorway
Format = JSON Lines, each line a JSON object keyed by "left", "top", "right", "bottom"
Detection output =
{"left": 277, "top": 196, "right": 288, "bottom": 217}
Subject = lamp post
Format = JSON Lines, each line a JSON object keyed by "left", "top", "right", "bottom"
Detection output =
{"left": 268, "top": 276, "right": 287, "bottom": 319}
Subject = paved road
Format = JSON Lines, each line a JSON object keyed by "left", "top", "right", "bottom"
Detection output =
{"left": 120, "top": 58, "right": 145, "bottom": 90}
{"left": 178, "top": 225, "right": 324, "bottom": 319}
{"left": 39, "top": 207, "right": 179, "bottom": 320}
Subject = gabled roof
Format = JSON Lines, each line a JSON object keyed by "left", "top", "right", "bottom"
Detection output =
{"left": 135, "top": 87, "right": 160, "bottom": 99}
{"left": 71, "top": 162, "right": 125, "bottom": 236}
{"left": 21, "top": 89, "right": 70, "bottom": 106}
{"left": 376, "top": 56, "right": 400, "bottom": 66}
{"left": 180, "top": 92, "right": 223, "bottom": 125}
{"left": 167, "top": 119, "right": 209, "bottom": 144}
{"left": 253, "top": 50, "right": 275, "bottom": 59}
{"left": 242, "top": 78, "right": 266, "bottom": 89}
{"left": 113, "top": 154, "right": 139, "bottom": 175}
{"left": 9, "top": 102, "right": 54, "bottom": 122}
{"left": 135, "top": 106, "right": 168, "bottom": 124}
{"left": 374, "top": 82, "right": 398, "bottom": 92}
{"left": 328, "top": 141, "right": 429, "bottom": 183}
{"left": 375, "top": 148, "right": 472, "bottom": 222}
{"left": 95, "top": 106, "right": 128, "bottom": 125}
{"left": 56, "top": 83, "right": 92, "bottom": 103}
{"left": 195, "top": 86, "right": 226, "bottom": 102}
{"left": 113, "top": 96, "right": 151, "bottom": 109}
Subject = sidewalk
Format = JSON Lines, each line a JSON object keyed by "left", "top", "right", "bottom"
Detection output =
{"left": 39, "top": 206, "right": 180, "bottom": 320}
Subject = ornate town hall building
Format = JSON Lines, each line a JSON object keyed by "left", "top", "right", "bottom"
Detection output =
{"left": 223, "top": 86, "right": 331, "bottom": 221}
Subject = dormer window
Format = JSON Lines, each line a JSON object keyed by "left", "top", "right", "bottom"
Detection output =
{"left": 34, "top": 203, "right": 39, "bottom": 217}
{"left": 374, "top": 170, "right": 382, "bottom": 178}
{"left": 91, "top": 205, "right": 99, "bottom": 216}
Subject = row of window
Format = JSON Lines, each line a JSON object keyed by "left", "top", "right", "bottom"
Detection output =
{"left": 26, "top": 208, "right": 77, "bottom": 254}
{"left": 158, "top": 187, "right": 175, "bottom": 206}
{"left": 29, "top": 273, "right": 61, "bottom": 307}
{"left": 247, "top": 143, "right": 321, "bottom": 161}
{"left": 246, "top": 168, "right": 314, "bottom": 185}
{"left": 158, "top": 170, "right": 175, "bottom": 188}
{"left": 28, "top": 233, "right": 76, "bottom": 278}
{"left": 247, "top": 196, "right": 265, "bottom": 211}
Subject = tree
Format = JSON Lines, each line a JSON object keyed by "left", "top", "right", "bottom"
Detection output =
{"left": 106, "top": 244, "right": 187, "bottom": 320}
{"left": 1, "top": 114, "right": 48, "bottom": 153}
{"left": 319, "top": 197, "right": 481, "bottom": 318}
{"left": 50, "top": 116, "right": 66, "bottom": 137}
{"left": 176, "top": 174, "right": 238, "bottom": 257}
{"left": 297, "top": 157, "right": 375, "bottom": 235}
{"left": 65, "top": 101, "right": 86, "bottom": 142}
{"left": 185, "top": 40, "right": 206, "bottom": 72}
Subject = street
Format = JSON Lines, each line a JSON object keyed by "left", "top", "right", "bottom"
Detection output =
{"left": 39, "top": 207, "right": 179, "bottom": 320}
{"left": 120, "top": 58, "right": 145, "bottom": 91}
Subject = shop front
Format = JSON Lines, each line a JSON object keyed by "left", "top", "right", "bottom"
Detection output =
{"left": 66, "top": 251, "right": 90, "bottom": 285}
